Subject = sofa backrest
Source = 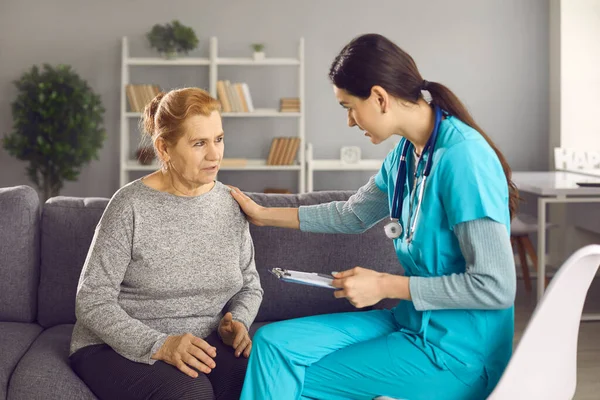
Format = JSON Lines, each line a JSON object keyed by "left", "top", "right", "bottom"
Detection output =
{"left": 247, "top": 191, "right": 401, "bottom": 322}
{"left": 36, "top": 189, "right": 401, "bottom": 327}
{"left": 0, "top": 185, "right": 40, "bottom": 322}
{"left": 37, "top": 196, "right": 109, "bottom": 328}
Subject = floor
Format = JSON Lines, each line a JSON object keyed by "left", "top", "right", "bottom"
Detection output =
{"left": 513, "top": 278, "right": 600, "bottom": 400}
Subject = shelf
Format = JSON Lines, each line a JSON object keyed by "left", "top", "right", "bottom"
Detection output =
{"left": 125, "top": 110, "right": 300, "bottom": 118}
{"left": 217, "top": 57, "right": 300, "bottom": 66}
{"left": 125, "top": 159, "right": 301, "bottom": 171}
{"left": 221, "top": 159, "right": 301, "bottom": 170}
{"left": 121, "top": 36, "right": 306, "bottom": 192}
{"left": 309, "top": 159, "right": 383, "bottom": 171}
{"left": 222, "top": 109, "right": 300, "bottom": 117}
{"left": 126, "top": 57, "right": 210, "bottom": 66}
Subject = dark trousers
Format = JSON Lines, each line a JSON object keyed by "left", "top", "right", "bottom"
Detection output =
{"left": 70, "top": 331, "right": 248, "bottom": 400}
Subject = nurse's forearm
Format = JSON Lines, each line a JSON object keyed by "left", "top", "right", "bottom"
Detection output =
{"left": 380, "top": 274, "right": 412, "bottom": 301}
{"left": 260, "top": 207, "right": 300, "bottom": 229}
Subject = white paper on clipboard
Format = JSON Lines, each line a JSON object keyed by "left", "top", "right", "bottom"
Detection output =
{"left": 269, "top": 268, "right": 336, "bottom": 289}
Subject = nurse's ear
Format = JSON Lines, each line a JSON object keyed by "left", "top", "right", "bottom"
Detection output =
{"left": 370, "top": 85, "right": 389, "bottom": 114}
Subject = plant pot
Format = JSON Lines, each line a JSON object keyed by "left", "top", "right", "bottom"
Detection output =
{"left": 162, "top": 51, "right": 178, "bottom": 60}
{"left": 253, "top": 51, "right": 265, "bottom": 61}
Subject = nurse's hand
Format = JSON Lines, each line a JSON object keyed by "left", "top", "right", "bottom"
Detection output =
{"left": 332, "top": 267, "right": 411, "bottom": 307}
{"left": 332, "top": 267, "right": 387, "bottom": 308}
{"left": 228, "top": 186, "right": 267, "bottom": 226}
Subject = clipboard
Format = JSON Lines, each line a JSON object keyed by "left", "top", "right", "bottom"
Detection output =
{"left": 269, "top": 268, "right": 336, "bottom": 289}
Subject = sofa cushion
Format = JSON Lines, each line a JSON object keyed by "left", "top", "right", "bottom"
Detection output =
{"left": 247, "top": 190, "right": 402, "bottom": 322}
{"left": 37, "top": 197, "right": 109, "bottom": 328}
{"left": 0, "top": 322, "right": 42, "bottom": 400}
{"left": 7, "top": 324, "right": 96, "bottom": 400}
{"left": 0, "top": 186, "right": 40, "bottom": 322}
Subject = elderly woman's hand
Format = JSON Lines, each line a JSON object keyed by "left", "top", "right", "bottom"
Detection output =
{"left": 218, "top": 312, "right": 252, "bottom": 358}
{"left": 152, "top": 333, "right": 217, "bottom": 378}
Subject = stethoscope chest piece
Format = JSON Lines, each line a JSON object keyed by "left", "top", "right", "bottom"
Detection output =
{"left": 384, "top": 218, "right": 402, "bottom": 239}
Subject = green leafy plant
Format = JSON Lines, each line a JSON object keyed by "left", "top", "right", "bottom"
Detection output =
{"left": 251, "top": 43, "right": 265, "bottom": 52}
{"left": 2, "top": 64, "right": 106, "bottom": 201}
{"left": 146, "top": 20, "right": 199, "bottom": 57}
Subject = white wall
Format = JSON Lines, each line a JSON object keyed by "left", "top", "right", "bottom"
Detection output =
{"left": 547, "top": 0, "right": 600, "bottom": 271}
{"left": 560, "top": 0, "right": 600, "bottom": 150}
{"left": 0, "top": 0, "right": 550, "bottom": 198}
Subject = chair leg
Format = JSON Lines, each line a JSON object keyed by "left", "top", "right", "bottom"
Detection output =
{"left": 513, "top": 236, "right": 532, "bottom": 292}
{"left": 522, "top": 235, "right": 550, "bottom": 288}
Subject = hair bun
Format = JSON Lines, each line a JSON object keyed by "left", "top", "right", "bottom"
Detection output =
{"left": 142, "top": 92, "right": 166, "bottom": 138}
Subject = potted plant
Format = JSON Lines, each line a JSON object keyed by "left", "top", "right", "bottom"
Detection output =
{"left": 2, "top": 64, "right": 106, "bottom": 201}
{"left": 251, "top": 43, "right": 265, "bottom": 61}
{"left": 146, "top": 20, "right": 199, "bottom": 59}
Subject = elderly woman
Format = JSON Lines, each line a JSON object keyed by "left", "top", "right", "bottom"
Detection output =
{"left": 69, "top": 87, "right": 263, "bottom": 400}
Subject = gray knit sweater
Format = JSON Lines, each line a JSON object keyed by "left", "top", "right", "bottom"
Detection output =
{"left": 70, "top": 179, "right": 263, "bottom": 365}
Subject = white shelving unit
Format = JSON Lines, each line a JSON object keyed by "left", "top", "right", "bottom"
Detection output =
{"left": 305, "top": 143, "right": 383, "bottom": 192}
{"left": 120, "top": 36, "right": 305, "bottom": 192}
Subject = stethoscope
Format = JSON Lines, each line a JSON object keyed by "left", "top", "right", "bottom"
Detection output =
{"left": 384, "top": 105, "right": 444, "bottom": 242}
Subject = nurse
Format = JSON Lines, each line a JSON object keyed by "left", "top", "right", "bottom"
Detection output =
{"left": 230, "top": 33, "right": 518, "bottom": 400}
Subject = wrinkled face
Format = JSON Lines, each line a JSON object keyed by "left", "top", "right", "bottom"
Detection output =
{"left": 167, "top": 111, "right": 224, "bottom": 185}
{"left": 334, "top": 85, "right": 393, "bottom": 144}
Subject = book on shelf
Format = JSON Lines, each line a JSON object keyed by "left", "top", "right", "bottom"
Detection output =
{"left": 266, "top": 137, "right": 301, "bottom": 165}
{"left": 280, "top": 97, "right": 300, "bottom": 112}
{"left": 126, "top": 84, "right": 161, "bottom": 112}
{"left": 220, "top": 158, "right": 248, "bottom": 167}
{"left": 216, "top": 80, "right": 254, "bottom": 113}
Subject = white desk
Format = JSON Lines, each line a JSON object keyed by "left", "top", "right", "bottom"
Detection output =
{"left": 512, "top": 171, "right": 600, "bottom": 320}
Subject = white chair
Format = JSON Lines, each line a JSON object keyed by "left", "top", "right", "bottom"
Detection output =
{"left": 488, "top": 244, "right": 600, "bottom": 399}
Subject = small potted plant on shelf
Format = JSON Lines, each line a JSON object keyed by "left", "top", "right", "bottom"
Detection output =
{"left": 146, "top": 20, "right": 199, "bottom": 59}
{"left": 251, "top": 43, "right": 265, "bottom": 61}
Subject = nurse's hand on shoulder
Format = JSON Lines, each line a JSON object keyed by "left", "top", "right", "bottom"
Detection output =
{"left": 332, "top": 267, "right": 411, "bottom": 307}
{"left": 228, "top": 186, "right": 265, "bottom": 226}
{"left": 151, "top": 333, "right": 217, "bottom": 378}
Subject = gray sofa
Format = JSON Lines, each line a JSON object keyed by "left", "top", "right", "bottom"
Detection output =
{"left": 0, "top": 184, "right": 401, "bottom": 399}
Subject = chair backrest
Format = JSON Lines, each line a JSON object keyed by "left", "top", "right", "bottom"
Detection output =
{"left": 488, "top": 244, "right": 600, "bottom": 400}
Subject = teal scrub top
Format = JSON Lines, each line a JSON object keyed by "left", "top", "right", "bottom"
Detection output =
{"left": 374, "top": 114, "right": 514, "bottom": 392}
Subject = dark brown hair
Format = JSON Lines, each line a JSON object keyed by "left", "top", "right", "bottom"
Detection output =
{"left": 329, "top": 33, "right": 519, "bottom": 219}
{"left": 141, "top": 87, "right": 221, "bottom": 153}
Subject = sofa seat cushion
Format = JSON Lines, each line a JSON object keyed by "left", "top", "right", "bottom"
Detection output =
{"left": 0, "top": 322, "right": 42, "bottom": 400}
{"left": 7, "top": 324, "right": 96, "bottom": 400}
{"left": 6, "top": 321, "right": 270, "bottom": 400}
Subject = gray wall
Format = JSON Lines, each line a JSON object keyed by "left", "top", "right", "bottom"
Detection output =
{"left": 0, "top": 0, "right": 549, "bottom": 198}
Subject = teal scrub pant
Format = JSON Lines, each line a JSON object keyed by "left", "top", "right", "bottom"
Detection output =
{"left": 240, "top": 310, "right": 487, "bottom": 400}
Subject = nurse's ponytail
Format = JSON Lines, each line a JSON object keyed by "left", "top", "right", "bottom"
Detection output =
{"left": 329, "top": 33, "right": 519, "bottom": 219}
{"left": 425, "top": 81, "right": 519, "bottom": 220}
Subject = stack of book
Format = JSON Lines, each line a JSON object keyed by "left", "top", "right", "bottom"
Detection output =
{"left": 126, "top": 84, "right": 161, "bottom": 112}
{"left": 279, "top": 98, "right": 300, "bottom": 112}
{"left": 266, "top": 137, "right": 301, "bottom": 165}
{"left": 216, "top": 80, "right": 254, "bottom": 113}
